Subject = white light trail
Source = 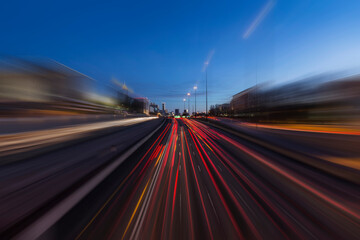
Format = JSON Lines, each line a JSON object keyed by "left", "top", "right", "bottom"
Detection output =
{"left": 243, "top": 0, "right": 276, "bottom": 39}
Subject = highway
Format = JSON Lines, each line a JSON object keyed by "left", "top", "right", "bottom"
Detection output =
{"left": 0, "top": 117, "right": 162, "bottom": 239}
{"left": 2, "top": 2, "right": 360, "bottom": 239}
{"left": 23, "top": 118, "right": 360, "bottom": 240}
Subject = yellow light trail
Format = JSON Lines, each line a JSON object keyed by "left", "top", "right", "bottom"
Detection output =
{"left": 121, "top": 180, "right": 151, "bottom": 240}
{"left": 155, "top": 146, "right": 165, "bottom": 166}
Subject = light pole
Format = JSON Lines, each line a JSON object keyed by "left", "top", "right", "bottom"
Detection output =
{"left": 183, "top": 98, "right": 186, "bottom": 114}
{"left": 205, "top": 64, "right": 208, "bottom": 120}
{"left": 187, "top": 92, "right": 190, "bottom": 115}
{"left": 194, "top": 86, "right": 197, "bottom": 117}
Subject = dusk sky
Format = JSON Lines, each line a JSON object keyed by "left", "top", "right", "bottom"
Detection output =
{"left": 2, "top": 0, "right": 360, "bottom": 111}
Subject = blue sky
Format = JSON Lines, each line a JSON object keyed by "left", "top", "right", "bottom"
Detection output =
{"left": 1, "top": 0, "right": 360, "bottom": 111}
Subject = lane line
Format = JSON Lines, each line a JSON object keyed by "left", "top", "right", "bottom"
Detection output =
{"left": 13, "top": 120, "right": 165, "bottom": 240}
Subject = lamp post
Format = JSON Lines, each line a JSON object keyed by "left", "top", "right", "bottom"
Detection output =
{"left": 194, "top": 86, "right": 197, "bottom": 117}
{"left": 205, "top": 64, "right": 208, "bottom": 120}
{"left": 187, "top": 92, "right": 190, "bottom": 115}
{"left": 183, "top": 98, "right": 186, "bottom": 114}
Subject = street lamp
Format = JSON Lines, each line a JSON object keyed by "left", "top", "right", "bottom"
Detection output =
{"left": 187, "top": 92, "right": 190, "bottom": 115}
{"left": 183, "top": 98, "right": 186, "bottom": 114}
{"left": 205, "top": 63, "right": 208, "bottom": 120}
{"left": 193, "top": 86, "right": 197, "bottom": 117}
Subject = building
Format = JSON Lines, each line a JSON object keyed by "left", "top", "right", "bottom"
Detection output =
{"left": 0, "top": 58, "right": 94, "bottom": 103}
{"left": 210, "top": 103, "right": 230, "bottom": 116}
{"left": 230, "top": 86, "right": 259, "bottom": 114}
{"left": 162, "top": 102, "right": 166, "bottom": 111}
{"left": 175, "top": 109, "right": 180, "bottom": 115}
{"left": 149, "top": 102, "right": 159, "bottom": 114}
{"left": 135, "top": 97, "right": 149, "bottom": 115}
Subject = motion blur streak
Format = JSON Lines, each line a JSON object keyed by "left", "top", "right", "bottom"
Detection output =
{"left": 0, "top": 117, "right": 156, "bottom": 158}
{"left": 1, "top": 62, "right": 360, "bottom": 239}
{"left": 43, "top": 118, "right": 358, "bottom": 240}
{"left": 243, "top": 0, "right": 276, "bottom": 39}
{"left": 3, "top": 1, "right": 360, "bottom": 239}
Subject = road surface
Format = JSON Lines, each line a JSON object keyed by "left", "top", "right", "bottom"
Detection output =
{"left": 30, "top": 118, "right": 360, "bottom": 240}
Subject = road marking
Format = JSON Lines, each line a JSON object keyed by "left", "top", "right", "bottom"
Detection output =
{"left": 122, "top": 180, "right": 150, "bottom": 239}
{"left": 13, "top": 120, "right": 165, "bottom": 240}
{"left": 207, "top": 192, "right": 220, "bottom": 223}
